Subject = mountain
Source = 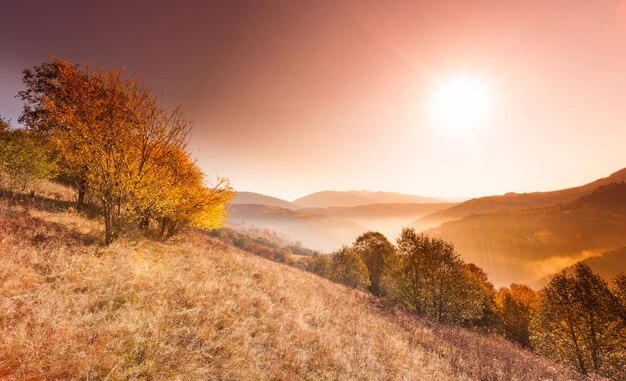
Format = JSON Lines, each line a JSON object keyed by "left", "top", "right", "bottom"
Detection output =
{"left": 293, "top": 190, "right": 445, "bottom": 208}
{"left": 0, "top": 195, "right": 590, "bottom": 380}
{"left": 577, "top": 247, "right": 626, "bottom": 280}
{"left": 228, "top": 204, "right": 368, "bottom": 252}
{"left": 303, "top": 202, "right": 455, "bottom": 240}
{"left": 429, "top": 182, "right": 626, "bottom": 287}
{"left": 419, "top": 167, "right": 626, "bottom": 225}
{"left": 233, "top": 191, "right": 298, "bottom": 210}
{"left": 537, "top": 246, "right": 626, "bottom": 286}
{"left": 229, "top": 202, "right": 456, "bottom": 251}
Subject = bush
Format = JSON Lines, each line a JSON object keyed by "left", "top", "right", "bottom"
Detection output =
{"left": 0, "top": 120, "right": 56, "bottom": 193}
{"left": 328, "top": 246, "right": 371, "bottom": 290}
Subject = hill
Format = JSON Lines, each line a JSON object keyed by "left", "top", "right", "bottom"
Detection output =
{"left": 294, "top": 190, "right": 444, "bottom": 208}
{"left": 536, "top": 246, "right": 626, "bottom": 286}
{"left": 229, "top": 202, "right": 454, "bottom": 251}
{"left": 229, "top": 204, "right": 367, "bottom": 252}
{"left": 0, "top": 198, "right": 593, "bottom": 380}
{"left": 303, "top": 202, "right": 455, "bottom": 239}
{"left": 232, "top": 191, "right": 298, "bottom": 210}
{"left": 419, "top": 167, "right": 626, "bottom": 225}
{"left": 573, "top": 247, "right": 626, "bottom": 280}
{"left": 429, "top": 182, "right": 626, "bottom": 287}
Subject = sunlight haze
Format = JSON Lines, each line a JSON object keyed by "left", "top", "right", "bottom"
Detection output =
{"left": 2, "top": 0, "right": 626, "bottom": 200}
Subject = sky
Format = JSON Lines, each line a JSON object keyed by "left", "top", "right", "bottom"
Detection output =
{"left": 2, "top": 0, "right": 626, "bottom": 201}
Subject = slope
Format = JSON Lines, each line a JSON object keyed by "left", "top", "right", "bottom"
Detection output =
{"left": 536, "top": 246, "right": 626, "bottom": 286}
{"left": 419, "top": 167, "right": 626, "bottom": 225}
{"left": 0, "top": 199, "right": 593, "bottom": 381}
{"left": 429, "top": 182, "right": 626, "bottom": 287}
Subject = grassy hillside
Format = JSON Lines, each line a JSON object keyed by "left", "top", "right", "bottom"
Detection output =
{"left": 429, "top": 183, "right": 626, "bottom": 286}
{"left": 0, "top": 198, "right": 595, "bottom": 380}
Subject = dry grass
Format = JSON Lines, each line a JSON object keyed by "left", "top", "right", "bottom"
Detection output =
{"left": 0, "top": 199, "right": 602, "bottom": 380}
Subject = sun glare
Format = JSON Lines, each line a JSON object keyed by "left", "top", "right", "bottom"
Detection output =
{"left": 429, "top": 75, "right": 494, "bottom": 134}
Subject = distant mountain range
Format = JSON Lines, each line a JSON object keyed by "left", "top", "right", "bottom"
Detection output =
{"left": 293, "top": 190, "right": 446, "bottom": 208}
{"left": 233, "top": 190, "right": 445, "bottom": 210}
{"left": 230, "top": 168, "right": 626, "bottom": 286}
{"left": 233, "top": 191, "right": 299, "bottom": 210}
{"left": 429, "top": 182, "right": 626, "bottom": 286}
{"left": 228, "top": 204, "right": 368, "bottom": 252}
{"left": 418, "top": 168, "right": 626, "bottom": 225}
{"left": 229, "top": 191, "right": 453, "bottom": 251}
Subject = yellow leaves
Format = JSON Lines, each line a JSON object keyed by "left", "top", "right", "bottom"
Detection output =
{"left": 190, "top": 203, "right": 228, "bottom": 230}
{"left": 20, "top": 58, "right": 235, "bottom": 242}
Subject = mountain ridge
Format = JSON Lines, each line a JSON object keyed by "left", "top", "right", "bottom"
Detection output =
{"left": 418, "top": 167, "right": 626, "bottom": 225}
{"left": 429, "top": 181, "right": 626, "bottom": 287}
{"left": 233, "top": 191, "right": 298, "bottom": 210}
{"left": 293, "top": 190, "right": 445, "bottom": 208}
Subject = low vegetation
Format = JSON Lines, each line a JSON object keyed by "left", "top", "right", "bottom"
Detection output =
{"left": 0, "top": 197, "right": 599, "bottom": 380}
{"left": 209, "top": 226, "right": 321, "bottom": 267}
{"left": 0, "top": 116, "right": 56, "bottom": 193}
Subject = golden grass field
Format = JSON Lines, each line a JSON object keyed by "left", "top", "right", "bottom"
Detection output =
{"left": 0, "top": 194, "right": 601, "bottom": 380}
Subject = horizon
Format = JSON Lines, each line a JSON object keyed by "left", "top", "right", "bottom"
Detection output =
{"left": 239, "top": 164, "right": 624, "bottom": 203}
{"left": 3, "top": 1, "right": 626, "bottom": 200}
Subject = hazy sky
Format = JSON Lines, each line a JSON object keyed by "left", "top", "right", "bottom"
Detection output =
{"left": 2, "top": 0, "right": 626, "bottom": 200}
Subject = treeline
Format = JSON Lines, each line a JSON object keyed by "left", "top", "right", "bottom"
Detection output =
{"left": 1, "top": 58, "right": 234, "bottom": 243}
{"left": 209, "top": 227, "right": 321, "bottom": 266}
{"left": 310, "top": 228, "right": 626, "bottom": 380}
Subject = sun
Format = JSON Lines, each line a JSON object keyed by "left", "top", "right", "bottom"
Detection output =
{"left": 429, "top": 75, "right": 494, "bottom": 134}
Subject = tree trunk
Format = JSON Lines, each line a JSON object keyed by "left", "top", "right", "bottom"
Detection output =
{"left": 139, "top": 214, "right": 150, "bottom": 232}
{"left": 569, "top": 324, "right": 587, "bottom": 375}
{"left": 167, "top": 221, "right": 178, "bottom": 238}
{"left": 104, "top": 211, "right": 113, "bottom": 245}
{"left": 588, "top": 313, "right": 600, "bottom": 372}
{"left": 77, "top": 180, "right": 86, "bottom": 209}
{"left": 158, "top": 218, "right": 169, "bottom": 241}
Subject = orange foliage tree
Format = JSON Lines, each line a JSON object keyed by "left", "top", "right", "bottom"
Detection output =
{"left": 18, "top": 58, "right": 234, "bottom": 244}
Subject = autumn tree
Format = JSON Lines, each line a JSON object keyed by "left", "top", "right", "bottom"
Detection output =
{"left": 0, "top": 115, "right": 8, "bottom": 133}
{"left": 613, "top": 272, "right": 626, "bottom": 320}
{"left": 18, "top": 60, "right": 91, "bottom": 205}
{"left": 465, "top": 263, "right": 499, "bottom": 328}
{"left": 530, "top": 263, "right": 625, "bottom": 379}
{"left": 0, "top": 117, "right": 56, "bottom": 193}
{"left": 142, "top": 149, "right": 234, "bottom": 240}
{"left": 328, "top": 246, "right": 371, "bottom": 290}
{"left": 18, "top": 58, "right": 233, "bottom": 244}
{"left": 392, "top": 228, "right": 483, "bottom": 324}
{"left": 352, "top": 231, "right": 396, "bottom": 296}
{"left": 310, "top": 254, "right": 332, "bottom": 279}
{"left": 495, "top": 283, "right": 537, "bottom": 347}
